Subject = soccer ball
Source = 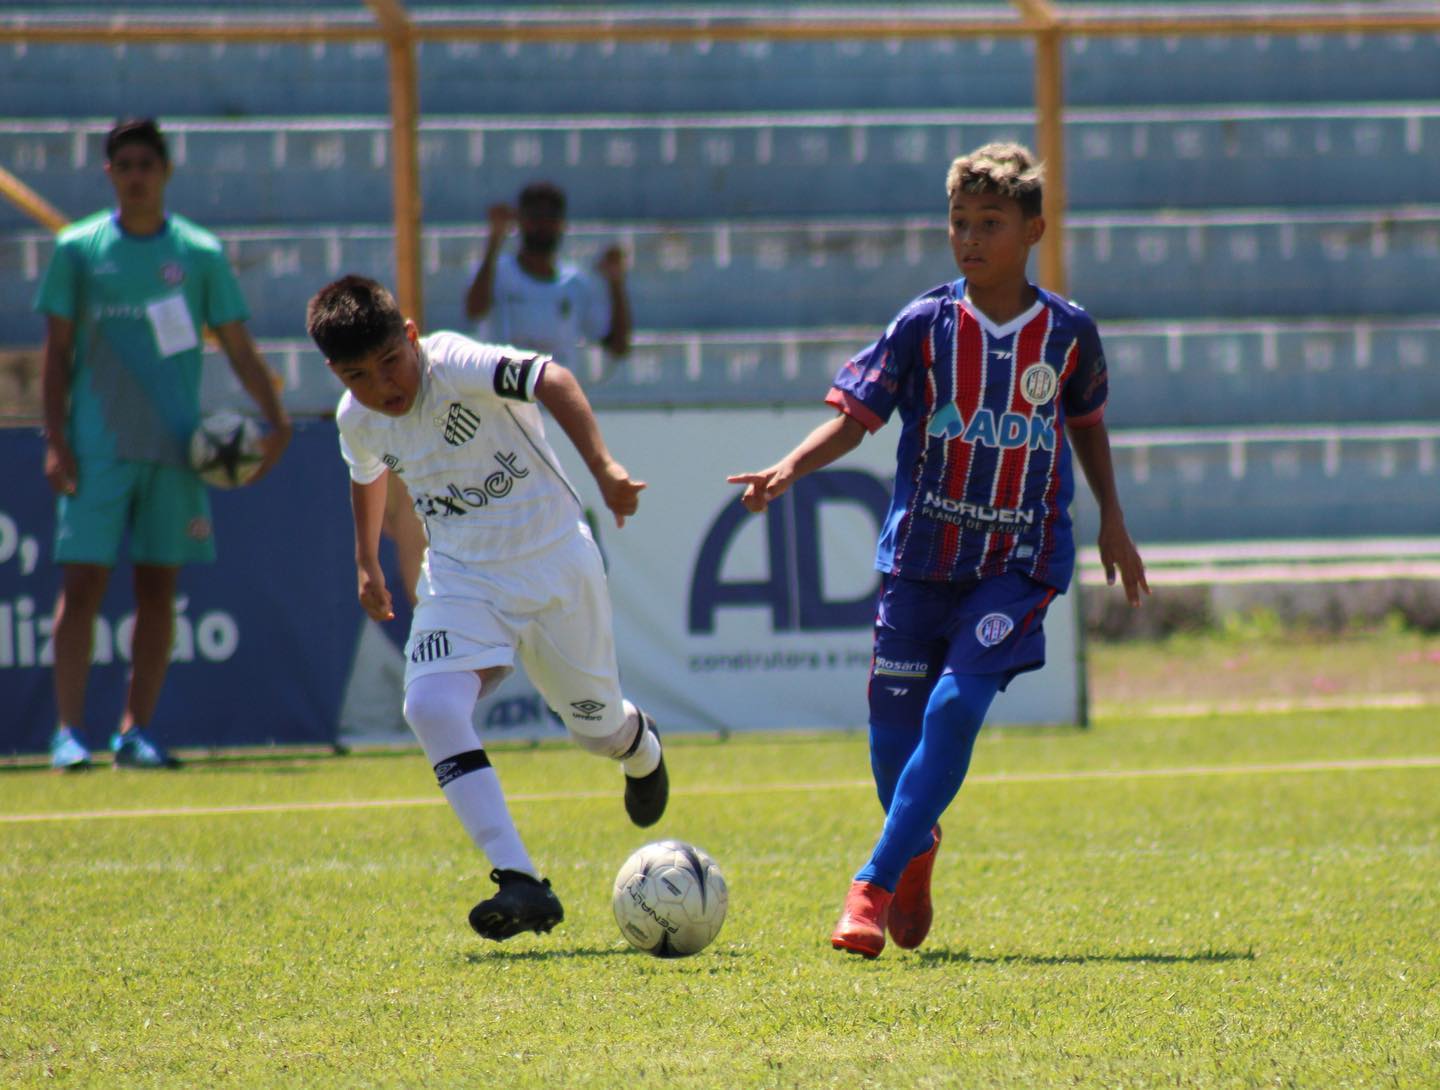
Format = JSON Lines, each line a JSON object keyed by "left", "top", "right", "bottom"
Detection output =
{"left": 189, "top": 411, "right": 265, "bottom": 489}
{"left": 612, "top": 840, "right": 728, "bottom": 958}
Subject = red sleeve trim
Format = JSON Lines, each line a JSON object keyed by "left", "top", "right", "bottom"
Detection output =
{"left": 825, "top": 388, "right": 886, "bottom": 434}
{"left": 1067, "top": 403, "right": 1107, "bottom": 429}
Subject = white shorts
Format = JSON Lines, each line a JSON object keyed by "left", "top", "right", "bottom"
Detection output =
{"left": 403, "top": 527, "right": 625, "bottom": 739}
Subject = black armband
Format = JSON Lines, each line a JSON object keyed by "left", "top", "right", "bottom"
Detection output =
{"left": 493, "top": 355, "right": 544, "bottom": 401}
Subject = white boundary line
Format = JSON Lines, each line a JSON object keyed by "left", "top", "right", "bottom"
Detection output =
{"left": 3, "top": 754, "right": 1438, "bottom": 826}
{"left": 1092, "top": 693, "right": 1436, "bottom": 718}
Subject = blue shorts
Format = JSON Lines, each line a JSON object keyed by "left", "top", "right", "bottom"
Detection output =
{"left": 869, "top": 570, "right": 1058, "bottom": 720}
{"left": 54, "top": 456, "right": 216, "bottom": 567}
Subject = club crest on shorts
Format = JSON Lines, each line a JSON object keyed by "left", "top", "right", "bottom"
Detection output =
{"left": 975, "top": 612, "right": 1014, "bottom": 647}
{"left": 410, "top": 630, "right": 451, "bottom": 663}
{"left": 439, "top": 402, "right": 481, "bottom": 446}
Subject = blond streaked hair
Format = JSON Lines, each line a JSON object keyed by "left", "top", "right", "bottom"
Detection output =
{"left": 945, "top": 142, "right": 1044, "bottom": 218}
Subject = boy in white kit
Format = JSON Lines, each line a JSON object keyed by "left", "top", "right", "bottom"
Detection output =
{"left": 306, "top": 275, "right": 667, "bottom": 941}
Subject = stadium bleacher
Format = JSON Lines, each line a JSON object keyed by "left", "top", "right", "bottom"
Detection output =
{"left": 2, "top": 5, "right": 1438, "bottom": 543}
{"left": 6, "top": 28, "right": 1438, "bottom": 115}
{"left": 5, "top": 209, "right": 1440, "bottom": 335}
{"left": 4, "top": 106, "right": 1437, "bottom": 227}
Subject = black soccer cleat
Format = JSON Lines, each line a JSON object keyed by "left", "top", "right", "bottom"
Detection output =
{"left": 468, "top": 868, "right": 564, "bottom": 941}
{"left": 623, "top": 713, "right": 669, "bottom": 828}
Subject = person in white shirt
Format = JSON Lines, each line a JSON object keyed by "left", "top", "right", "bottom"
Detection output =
{"left": 306, "top": 275, "right": 666, "bottom": 942}
{"left": 463, "top": 181, "right": 631, "bottom": 372}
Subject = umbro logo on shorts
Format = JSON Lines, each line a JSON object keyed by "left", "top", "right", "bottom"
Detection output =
{"left": 570, "top": 699, "right": 606, "bottom": 721}
{"left": 410, "top": 630, "right": 451, "bottom": 663}
{"left": 441, "top": 403, "right": 481, "bottom": 446}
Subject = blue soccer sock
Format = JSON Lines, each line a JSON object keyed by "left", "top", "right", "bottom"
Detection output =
{"left": 868, "top": 715, "right": 922, "bottom": 814}
{"left": 855, "top": 671, "right": 1002, "bottom": 891}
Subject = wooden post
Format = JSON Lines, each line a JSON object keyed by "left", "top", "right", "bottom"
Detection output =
{"left": 1033, "top": 26, "right": 1066, "bottom": 297}
{"left": 367, "top": 0, "right": 424, "bottom": 329}
{"left": 387, "top": 36, "right": 423, "bottom": 329}
{"left": 1009, "top": 0, "right": 1065, "bottom": 296}
{"left": 0, "top": 163, "right": 69, "bottom": 232}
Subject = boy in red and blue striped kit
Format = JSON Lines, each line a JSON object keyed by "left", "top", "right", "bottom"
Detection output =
{"left": 728, "top": 142, "right": 1149, "bottom": 958}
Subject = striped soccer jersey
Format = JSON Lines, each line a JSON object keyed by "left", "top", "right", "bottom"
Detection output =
{"left": 335, "top": 332, "right": 586, "bottom": 583}
{"left": 826, "top": 280, "right": 1109, "bottom": 592}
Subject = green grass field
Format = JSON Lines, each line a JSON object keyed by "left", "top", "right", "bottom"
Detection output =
{"left": 4, "top": 702, "right": 1438, "bottom": 1089}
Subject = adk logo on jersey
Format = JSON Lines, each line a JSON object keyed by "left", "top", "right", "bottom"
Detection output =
{"left": 927, "top": 404, "right": 1055, "bottom": 450}
{"left": 440, "top": 403, "right": 481, "bottom": 446}
{"left": 975, "top": 613, "right": 1014, "bottom": 647}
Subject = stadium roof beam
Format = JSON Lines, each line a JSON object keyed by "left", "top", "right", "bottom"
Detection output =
{"left": 5, "top": 6, "right": 1440, "bottom": 45}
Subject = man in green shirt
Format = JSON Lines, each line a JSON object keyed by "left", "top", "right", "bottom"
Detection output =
{"left": 36, "top": 118, "right": 292, "bottom": 769}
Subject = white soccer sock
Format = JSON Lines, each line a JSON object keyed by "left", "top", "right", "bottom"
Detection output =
{"left": 441, "top": 766, "right": 537, "bottom": 878}
{"left": 619, "top": 699, "right": 662, "bottom": 778}
{"left": 404, "top": 671, "right": 537, "bottom": 878}
{"left": 403, "top": 671, "right": 483, "bottom": 764}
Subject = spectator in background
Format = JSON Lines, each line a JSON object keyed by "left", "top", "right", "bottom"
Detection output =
{"left": 463, "top": 181, "right": 631, "bottom": 374}
{"left": 37, "top": 117, "right": 291, "bottom": 770}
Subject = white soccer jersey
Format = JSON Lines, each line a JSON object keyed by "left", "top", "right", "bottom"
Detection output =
{"left": 335, "top": 331, "right": 585, "bottom": 580}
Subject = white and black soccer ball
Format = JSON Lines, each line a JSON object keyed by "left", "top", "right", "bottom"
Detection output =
{"left": 612, "top": 839, "right": 728, "bottom": 958}
{"left": 189, "top": 411, "right": 264, "bottom": 489}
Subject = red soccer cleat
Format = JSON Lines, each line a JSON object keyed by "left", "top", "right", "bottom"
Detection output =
{"left": 888, "top": 824, "right": 942, "bottom": 950}
{"left": 830, "top": 880, "right": 894, "bottom": 959}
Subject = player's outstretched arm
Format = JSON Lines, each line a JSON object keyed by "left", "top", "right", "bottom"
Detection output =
{"left": 351, "top": 475, "right": 395, "bottom": 622}
{"left": 1067, "top": 418, "right": 1150, "bottom": 607}
{"left": 727, "top": 412, "right": 867, "bottom": 513}
{"left": 534, "top": 362, "right": 646, "bottom": 527}
{"left": 214, "top": 320, "right": 292, "bottom": 481}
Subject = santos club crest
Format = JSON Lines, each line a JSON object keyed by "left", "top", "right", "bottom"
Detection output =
{"left": 440, "top": 402, "right": 481, "bottom": 446}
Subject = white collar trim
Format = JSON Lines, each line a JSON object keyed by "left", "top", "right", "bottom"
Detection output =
{"left": 959, "top": 290, "right": 1045, "bottom": 339}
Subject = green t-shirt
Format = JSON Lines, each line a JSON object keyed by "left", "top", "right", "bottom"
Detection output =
{"left": 34, "top": 210, "right": 250, "bottom": 466}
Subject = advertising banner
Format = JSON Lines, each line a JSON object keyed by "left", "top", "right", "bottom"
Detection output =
{"left": 436, "top": 407, "right": 1084, "bottom": 740}
{"left": 0, "top": 423, "right": 360, "bottom": 756}
{"left": 3, "top": 408, "right": 1085, "bottom": 756}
